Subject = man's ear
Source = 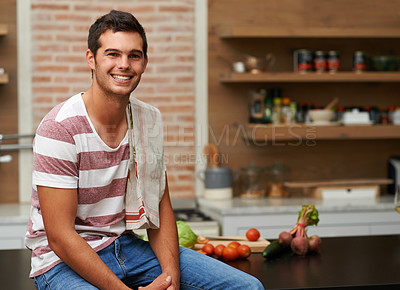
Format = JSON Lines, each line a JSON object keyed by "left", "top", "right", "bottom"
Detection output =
{"left": 86, "top": 49, "right": 96, "bottom": 70}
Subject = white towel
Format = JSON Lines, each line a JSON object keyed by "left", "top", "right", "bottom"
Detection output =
{"left": 125, "top": 96, "right": 166, "bottom": 230}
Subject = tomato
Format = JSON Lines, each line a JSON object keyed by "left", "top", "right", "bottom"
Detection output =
{"left": 227, "top": 241, "right": 241, "bottom": 248}
{"left": 214, "top": 244, "right": 225, "bottom": 258}
{"left": 222, "top": 246, "right": 239, "bottom": 261}
{"left": 246, "top": 228, "right": 260, "bottom": 241}
{"left": 201, "top": 243, "right": 214, "bottom": 256}
{"left": 237, "top": 244, "right": 251, "bottom": 259}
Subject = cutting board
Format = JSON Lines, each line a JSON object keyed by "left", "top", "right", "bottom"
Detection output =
{"left": 194, "top": 236, "right": 270, "bottom": 253}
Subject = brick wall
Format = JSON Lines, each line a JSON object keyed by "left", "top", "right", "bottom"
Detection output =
{"left": 31, "top": 0, "right": 196, "bottom": 198}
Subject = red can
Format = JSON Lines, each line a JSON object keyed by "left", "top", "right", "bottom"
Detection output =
{"left": 327, "top": 50, "right": 340, "bottom": 73}
{"left": 314, "top": 51, "right": 327, "bottom": 72}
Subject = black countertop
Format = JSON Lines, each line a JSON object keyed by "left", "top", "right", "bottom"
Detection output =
{"left": 2, "top": 235, "right": 400, "bottom": 289}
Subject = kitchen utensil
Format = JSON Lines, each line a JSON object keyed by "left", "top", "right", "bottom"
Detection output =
{"left": 244, "top": 54, "right": 275, "bottom": 74}
{"left": 324, "top": 97, "right": 339, "bottom": 111}
{"left": 194, "top": 236, "right": 270, "bottom": 253}
{"left": 198, "top": 167, "right": 235, "bottom": 189}
{"left": 308, "top": 109, "right": 335, "bottom": 124}
{"left": 203, "top": 144, "right": 219, "bottom": 168}
{"left": 342, "top": 108, "right": 371, "bottom": 125}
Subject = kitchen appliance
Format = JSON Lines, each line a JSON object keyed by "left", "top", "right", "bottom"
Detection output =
{"left": 171, "top": 198, "right": 220, "bottom": 236}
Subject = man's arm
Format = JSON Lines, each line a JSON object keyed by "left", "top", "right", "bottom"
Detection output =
{"left": 147, "top": 177, "right": 180, "bottom": 290}
{"left": 38, "top": 186, "right": 131, "bottom": 289}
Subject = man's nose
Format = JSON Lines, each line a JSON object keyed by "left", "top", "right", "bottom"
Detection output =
{"left": 118, "top": 56, "right": 129, "bottom": 69}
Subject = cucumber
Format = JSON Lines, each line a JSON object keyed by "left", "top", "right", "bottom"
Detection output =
{"left": 262, "top": 240, "right": 287, "bottom": 259}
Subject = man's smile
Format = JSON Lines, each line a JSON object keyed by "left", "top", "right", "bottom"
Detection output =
{"left": 111, "top": 74, "right": 133, "bottom": 81}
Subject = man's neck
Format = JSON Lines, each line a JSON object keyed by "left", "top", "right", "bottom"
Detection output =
{"left": 82, "top": 87, "right": 129, "bottom": 148}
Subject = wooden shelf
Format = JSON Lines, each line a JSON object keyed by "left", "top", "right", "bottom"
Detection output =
{"left": 0, "top": 74, "right": 9, "bottom": 84}
{"left": 0, "top": 24, "right": 8, "bottom": 35}
{"left": 218, "top": 26, "right": 400, "bottom": 39}
{"left": 220, "top": 72, "right": 400, "bottom": 83}
{"left": 245, "top": 124, "right": 400, "bottom": 142}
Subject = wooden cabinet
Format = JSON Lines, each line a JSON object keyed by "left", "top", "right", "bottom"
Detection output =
{"left": 0, "top": 24, "right": 9, "bottom": 85}
{"left": 208, "top": 0, "right": 400, "bottom": 186}
{"left": 0, "top": 0, "right": 20, "bottom": 204}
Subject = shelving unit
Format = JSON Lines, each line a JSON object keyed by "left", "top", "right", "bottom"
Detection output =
{"left": 208, "top": 0, "right": 400, "bottom": 185}
{"left": 218, "top": 26, "right": 400, "bottom": 39}
{"left": 220, "top": 72, "right": 400, "bottom": 83}
{"left": 246, "top": 124, "right": 400, "bottom": 142}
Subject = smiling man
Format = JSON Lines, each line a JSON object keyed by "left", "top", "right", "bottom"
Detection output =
{"left": 25, "top": 10, "right": 264, "bottom": 290}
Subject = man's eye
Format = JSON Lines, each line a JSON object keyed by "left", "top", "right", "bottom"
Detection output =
{"left": 108, "top": 53, "right": 118, "bottom": 57}
{"left": 129, "top": 54, "right": 141, "bottom": 59}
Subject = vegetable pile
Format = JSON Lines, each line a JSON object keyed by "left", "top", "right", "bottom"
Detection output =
{"left": 196, "top": 228, "right": 259, "bottom": 261}
{"left": 176, "top": 220, "right": 198, "bottom": 249}
{"left": 263, "top": 205, "right": 322, "bottom": 259}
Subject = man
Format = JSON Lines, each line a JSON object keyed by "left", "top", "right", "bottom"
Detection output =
{"left": 25, "top": 10, "right": 264, "bottom": 289}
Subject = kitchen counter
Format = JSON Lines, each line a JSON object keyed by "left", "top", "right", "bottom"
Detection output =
{"left": 198, "top": 195, "right": 400, "bottom": 238}
{"left": 0, "top": 203, "right": 30, "bottom": 250}
{"left": 2, "top": 235, "right": 400, "bottom": 289}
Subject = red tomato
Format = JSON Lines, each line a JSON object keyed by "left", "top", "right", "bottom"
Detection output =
{"left": 246, "top": 228, "right": 260, "bottom": 241}
{"left": 237, "top": 244, "right": 251, "bottom": 259}
{"left": 201, "top": 243, "right": 214, "bottom": 256}
{"left": 227, "top": 241, "right": 241, "bottom": 249}
{"left": 214, "top": 244, "right": 225, "bottom": 258}
{"left": 222, "top": 246, "right": 239, "bottom": 261}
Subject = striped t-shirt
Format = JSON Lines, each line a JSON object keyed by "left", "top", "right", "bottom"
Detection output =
{"left": 25, "top": 93, "right": 129, "bottom": 277}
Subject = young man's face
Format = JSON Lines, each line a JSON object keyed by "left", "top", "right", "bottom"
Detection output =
{"left": 87, "top": 30, "right": 148, "bottom": 98}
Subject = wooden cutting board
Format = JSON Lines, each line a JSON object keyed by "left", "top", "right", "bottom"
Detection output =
{"left": 194, "top": 236, "right": 270, "bottom": 253}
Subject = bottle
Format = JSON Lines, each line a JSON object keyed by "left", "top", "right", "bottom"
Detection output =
{"left": 281, "top": 97, "right": 291, "bottom": 124}
{"left": 272, "top": 97, "right": 282, "bottom": 124}
{"left": 249, "top": 89, "right": 266, "bottom": 123}
{"left": 290, "top": 101, "right": 297, "bottom": 123}
{"left": 263, "top": 96, "right": 273, "bottom": 123}
{"left": 296, "top": 102, "right": 306, "bottom": 123}
{"left": 270, "top": 88, "right": 282, "bottom": 124}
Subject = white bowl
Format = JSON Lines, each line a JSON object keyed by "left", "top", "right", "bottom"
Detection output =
{"left": 308, "top": 109, "right": 334, "bottom": 123}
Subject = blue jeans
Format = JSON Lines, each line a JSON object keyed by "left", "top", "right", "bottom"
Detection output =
{"left": 34, "top": 233, "right": 264, "bottom": 289}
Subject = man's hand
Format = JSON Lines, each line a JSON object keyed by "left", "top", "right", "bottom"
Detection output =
{"left": 138, "top": 273, "right": 173, "bottom": 289}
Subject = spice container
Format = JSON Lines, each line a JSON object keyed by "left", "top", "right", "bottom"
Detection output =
{"left": 327, "top": 50, "right": 340, "bottom": 73}
{"left": 314, "top": 50, "right": 327, "bottom": 72}
{"left": 294, "top": 49, "right": 313, "bottom": 73}
{"left": 353, "top": 51, "right": 367, "bottom": 72}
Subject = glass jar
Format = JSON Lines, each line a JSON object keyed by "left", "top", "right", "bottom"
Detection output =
{"left": 239, "top": 161, "right": 267, "bottom": 199}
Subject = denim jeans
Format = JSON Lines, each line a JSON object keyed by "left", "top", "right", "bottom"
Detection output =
{"left": 34, "top": 234, "right": 264, "bottom": 289}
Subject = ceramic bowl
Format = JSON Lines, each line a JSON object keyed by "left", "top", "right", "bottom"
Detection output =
{"left": 308, "top": 109, "right": 335, "bottom": 123}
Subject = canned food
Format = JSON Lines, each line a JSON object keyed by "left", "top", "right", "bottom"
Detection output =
{"left": 294, "top": 49, "right": 313, "bottom": 73}
{"left": 314, "top": 50, "right": 327, "bottom": 72}
{"left": 327, "top": 50, "right": 340, "bottom": 73}
{"left": 353, "top": 51, "right": 366, "bottom": 72}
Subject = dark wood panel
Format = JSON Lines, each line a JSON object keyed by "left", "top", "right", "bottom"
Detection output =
{"left": 0, "top": 0, "right": 19, "bottom": 203}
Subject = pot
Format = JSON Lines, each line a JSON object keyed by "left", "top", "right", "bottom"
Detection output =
{"left": 197, "top": 167, "right": 238, "bottom": 189}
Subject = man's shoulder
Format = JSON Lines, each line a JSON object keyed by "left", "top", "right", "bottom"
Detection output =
{"left": 43, "top": 93, "right": 84, "bottom": 123}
